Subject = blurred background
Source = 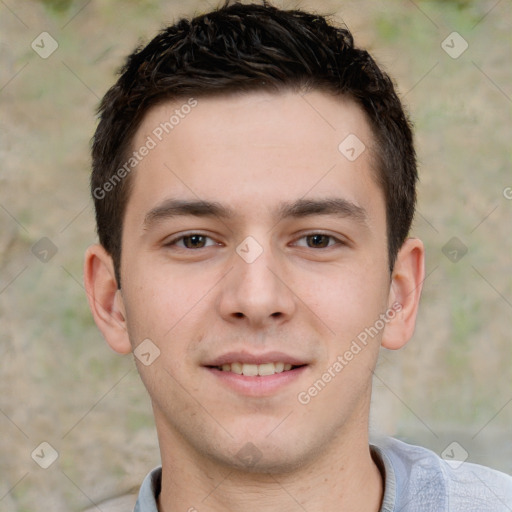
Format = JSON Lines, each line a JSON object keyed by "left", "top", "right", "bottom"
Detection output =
{"left": 0, "top": 0, "right": 511, "bottom": 510}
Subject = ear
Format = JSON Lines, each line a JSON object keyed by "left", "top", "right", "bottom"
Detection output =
{"left": 83, "top": 244, "right": 132, "bottom": 354}
{"left": 381, "top": 238, "right": 425, "bottom": 350}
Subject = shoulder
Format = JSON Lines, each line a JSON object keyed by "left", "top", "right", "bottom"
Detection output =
{"left": 373, "top": 437, "right": 512, "bottom": 512}
{"left": 443, "top": 456, "right": 512, "bottom": 510}
{"left": 82, "top": 493, "right": 138, "bottom": 512}
{"left": 82, "top": 466, "right": 162, "bottom": 512}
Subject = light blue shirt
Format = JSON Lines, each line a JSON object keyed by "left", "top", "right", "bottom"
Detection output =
{"left": 133, "top": 437, "right": 512, "bottom": 511}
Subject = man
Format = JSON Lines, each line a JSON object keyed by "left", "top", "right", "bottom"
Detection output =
{"left": 84, "top": 2, "right": 512, "bottom": 511}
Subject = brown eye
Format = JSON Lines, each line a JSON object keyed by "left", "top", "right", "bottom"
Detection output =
{"left": 182, "top": 235, "right": 208, "bottom": 248}
{"left": 166, "top": 234, "right": 218, "bottom": 249}
{"left": 305, "top": 234, "right": 333, "bottom": 248}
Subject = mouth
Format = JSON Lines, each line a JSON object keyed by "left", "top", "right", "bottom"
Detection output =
{"left": 203, "top": 350, "right": 311, "bottom": 398}
{"left": 208, "top": 361, "right": 305, "bottom": 376}
{"left": 203, "top": 352, "right": 309, "bottom": 396}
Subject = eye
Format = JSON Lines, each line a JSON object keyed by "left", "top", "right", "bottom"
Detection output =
{"left": 294, "top": 233, "right": 342, "bottom": 249}
{"left": 167, "top": 234, "right": 218, "bottom": 249}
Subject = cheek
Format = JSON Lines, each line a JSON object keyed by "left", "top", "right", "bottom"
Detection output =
{"left": 122, "top": 260, "right": 187, "bottom": 324}
{"left": 121, "top": 263, "right": 216, "bottom": 363}
{"left": 298, "top": 263, "right": 390, "bottom": 342}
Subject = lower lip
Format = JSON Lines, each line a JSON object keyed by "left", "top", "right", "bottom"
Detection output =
{"left": 205, "top": 366, "right": 308, "bottom": 397}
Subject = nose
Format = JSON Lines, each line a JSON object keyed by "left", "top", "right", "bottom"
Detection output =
{"left": 216, "top": 241, "right": 296, "bottom": 329}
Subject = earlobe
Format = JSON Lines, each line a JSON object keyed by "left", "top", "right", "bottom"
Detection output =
{"left": 381, "top": 238, "right": 425, "bottom": 350}
{"left": 83, "top": 244, "right": 132, "bottom": 354}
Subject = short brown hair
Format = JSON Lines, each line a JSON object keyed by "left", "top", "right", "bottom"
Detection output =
{"left": 91, "top": 1, "right": 417, "bottom": 286}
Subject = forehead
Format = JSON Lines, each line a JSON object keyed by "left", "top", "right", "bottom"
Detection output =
{"left": 127, "top": 90, "right": 382, "bottom": 222}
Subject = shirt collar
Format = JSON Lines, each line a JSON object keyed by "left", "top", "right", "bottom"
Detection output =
{"left": 134, "top": 466, "right": 161, "bottom": 512}
{"left": 134, "top": 446, "right": 396, "bottom": 512}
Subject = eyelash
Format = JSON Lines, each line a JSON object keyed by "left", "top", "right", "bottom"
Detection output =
{"left": 166, "top": 233, "right": 219, "bottom": 249}
{"left": 294, "top": 233, "right": 343, "bottom": 249}
{"left": 165, "top": 232, "right": 344, "bottom": 250}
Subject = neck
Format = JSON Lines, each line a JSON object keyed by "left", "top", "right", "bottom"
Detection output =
{"left": 155, "top": 419, "right": 383, "bottom": 512}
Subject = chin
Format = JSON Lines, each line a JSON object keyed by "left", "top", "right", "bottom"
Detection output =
{"left": 224, "top": 446, "right": 312, "bottom": 475}
{"left": 208, "top": 432, "right": 317, "bottom": 475}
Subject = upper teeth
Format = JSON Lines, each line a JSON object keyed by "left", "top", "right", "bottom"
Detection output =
{"left": 220, "top": 362, "right": 293, "bottom": 376}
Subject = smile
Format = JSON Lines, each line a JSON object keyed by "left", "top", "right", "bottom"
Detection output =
{"left": 216, "top": 362, "right": 299, "bottom": 376}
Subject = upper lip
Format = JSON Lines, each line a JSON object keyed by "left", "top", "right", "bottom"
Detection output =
{"left": 204, "top": 351, "right": 309, "bottom": 367}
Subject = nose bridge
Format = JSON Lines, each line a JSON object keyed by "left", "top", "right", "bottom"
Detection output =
{"left": 237, "top": 242, "right": 277, "bottom": 294}
{"left": 218, "top": 235, "right": 295, "bottom": 324}
{"left": 235, "top": 235, "right": 281, "bottom": 300}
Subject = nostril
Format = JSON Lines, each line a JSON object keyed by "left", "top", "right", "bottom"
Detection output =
{"left": 234, "top": 312, "right": 245, "bottom": 318}
{"left": 271, "top": 312, "right": 282, "bottom": 317}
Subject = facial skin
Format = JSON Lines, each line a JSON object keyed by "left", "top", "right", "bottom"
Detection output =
{"left": 85, "top": 90, "right": 424, "bottom": 511}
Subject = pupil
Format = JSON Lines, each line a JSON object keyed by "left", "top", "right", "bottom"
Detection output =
{"left": 308, "top": 234, "right": 328, "bottom": 248}
{"left": 185, "top": 235, "right": 205, "bottom": 248}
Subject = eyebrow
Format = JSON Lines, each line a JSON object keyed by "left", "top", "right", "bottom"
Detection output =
{"left": 143, "top": 197, "right": 368, "bottom": 229}
{"left": 144, "top": 199, "right": 234, "bottom": 229}
{"left": 276, "top": 198, "right": 367, "bottom": 224}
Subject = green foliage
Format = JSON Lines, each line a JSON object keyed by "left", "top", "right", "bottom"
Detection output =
{"left": 419, "top": 0, "right": 474, "bottom": 8}
{"left": 127, "top": 411, "right": 154, "bottom": 431}
{"left": 34, "top": 0, "right": 74, "bottom": 15}
{"left": 375, "top": 16, "right": 400, "bottom": 43}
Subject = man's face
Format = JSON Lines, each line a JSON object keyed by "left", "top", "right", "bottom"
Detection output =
{"left": 119, "top": 90, "right": 392, "bottom": 472}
